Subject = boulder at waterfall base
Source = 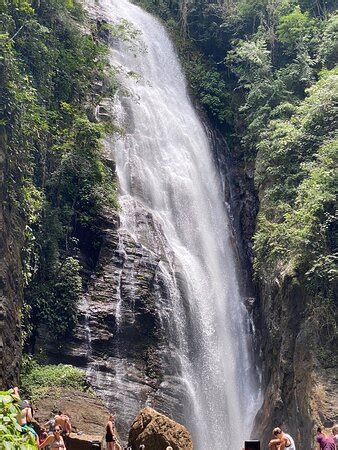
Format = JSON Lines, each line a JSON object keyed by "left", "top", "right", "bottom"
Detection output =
{"left": 128, "top": 407, "right": 193, "bottom": 450}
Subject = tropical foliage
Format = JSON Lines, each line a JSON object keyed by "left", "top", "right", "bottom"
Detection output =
{"left": 1, "top": 0, "right": 119, "bottom": 347}
{"left": 20, "top": 357, "right": 88, "bottom": 402}
{"left": 0, "top": 390, "right": 37, "bottom": 449}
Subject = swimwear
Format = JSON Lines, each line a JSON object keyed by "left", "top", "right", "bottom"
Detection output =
{"left": 284, "top": 433, "right": 296, "bottom": 450}
{"left": 106, "top": 424, "right": 116, "bottom": 443}
{"left": 22, "top": 423, "right": 38, "bottom": 438}
{"left": 51, "top": 437, "right": 65, "bottom": 448}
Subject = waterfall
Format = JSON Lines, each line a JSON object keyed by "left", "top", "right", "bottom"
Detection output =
{"left": 95, "top": 0, "right": 260, "bottom": 448}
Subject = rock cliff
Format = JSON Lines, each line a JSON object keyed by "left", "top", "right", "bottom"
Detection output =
{"left": 36, "top": 142, "right": 188, "bottom": 440}
{"left": 0, "top": 128, "right": 23, "bottom": 388}
{"left": 253, "top": 274, "right": 337, "bottom": 449}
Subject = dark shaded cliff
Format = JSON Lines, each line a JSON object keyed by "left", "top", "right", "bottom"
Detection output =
{"left": 0, "top": 128, "right": 23, "bottom": 387}
{"left": 253, "top": 274, "right": 337, "bottom": 448}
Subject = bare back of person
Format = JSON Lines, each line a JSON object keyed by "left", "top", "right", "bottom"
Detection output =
{"left": 269, "top": 428, "right": 296, "bottom": 450}
{"left": 54, "top": 414, "right": 71, "bottom": 435}
{"left": 18, "top": 401, "right": 32, "bottom": 426}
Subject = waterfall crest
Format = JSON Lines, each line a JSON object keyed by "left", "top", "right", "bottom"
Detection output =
{"left": 94, "top": 0, "right": 260, "bottom": 447}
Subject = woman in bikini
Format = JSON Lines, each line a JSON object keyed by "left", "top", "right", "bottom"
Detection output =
{"left": 106, "top": 414, "right": 118, "bottom": 450}
{"left": 39, "top": 426, "right": 66, "bottom": 449}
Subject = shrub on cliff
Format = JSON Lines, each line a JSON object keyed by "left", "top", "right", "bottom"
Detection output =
{"left": 20, "top": 357, "right": 88, "bottom": 402}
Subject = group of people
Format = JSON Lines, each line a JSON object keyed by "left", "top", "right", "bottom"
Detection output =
{"left": 39, "top": 412, "right": 72, "bottom": 449}
{"left": 268, "top": 425, "right": 338, "bottom": 450}
{"left": 13, "top": 385, "right": 338, "bottom": 450}
{"left": 13, "top": 386, "right": 72, "bottom": 449}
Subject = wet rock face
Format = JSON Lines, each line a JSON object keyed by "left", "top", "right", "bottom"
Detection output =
{"left": 253, "top": 274, "right": 338, "bottom": 450}
{"left": 0, "top": 129, "right": 23, "bottom": 388}
{"left": 42, "top": 196, "right": 188, "bottom": 440}
{"left": 128, "top": 407, "right": 193, "bottom": 450}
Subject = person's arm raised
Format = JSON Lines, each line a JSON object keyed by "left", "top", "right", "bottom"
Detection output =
{"left": 39, "top": 435, "right": 53, "bottom": 449}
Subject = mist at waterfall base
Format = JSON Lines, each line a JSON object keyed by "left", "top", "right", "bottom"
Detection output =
{"left": 91, "top": 0, "right": 261, "bottom": 448}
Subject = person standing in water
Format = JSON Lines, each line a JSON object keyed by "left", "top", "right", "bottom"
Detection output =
{"left": 106, "top": 414, "right": 118, "bottom": 450}
{"left": 316, "top": 426, "right": 336, "bottom": 450}
{"left": 268, "top": 427, "right": 296, "bottom": 450}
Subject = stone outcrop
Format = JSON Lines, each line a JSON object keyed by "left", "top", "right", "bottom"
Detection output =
{"left": 128, "top": 407, "right": 193, "bottom": 450}
{"left": 0, "top": 128, "right": 23, "bottom": 388}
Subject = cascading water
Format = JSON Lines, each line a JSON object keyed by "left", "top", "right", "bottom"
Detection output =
{"left": 94, "top": 0, "right": 260, "bottom": 448}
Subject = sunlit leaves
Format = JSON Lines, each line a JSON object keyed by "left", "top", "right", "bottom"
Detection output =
{"left": 0, "top": 390, "right": 37, "bottom": 449}
{"left": 20, "top": 357, "right": 87, "bottom": 401}
{"left": 254, "top": 70, "right": 337, "bottom": 290}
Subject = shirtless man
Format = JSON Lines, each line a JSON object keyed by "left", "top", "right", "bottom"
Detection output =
{"left": 269, "top": 427, "right": 296, "bottom": 450}
{"left": 18, "top": 399, "right": 39, "bottom": 444}
{"left": 54, "top": 412, "right": 72, "bottom": 436}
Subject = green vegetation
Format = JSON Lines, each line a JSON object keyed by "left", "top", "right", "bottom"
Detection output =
{"left": 0, "top": 390, "right": 37, "bottom": 449}
{"left": 134, "top": 0, "right": 337, "bottom": 344}
{"left": 20, "top": 357, "right": 87, "bottom": 402}
{"left": 254, "top": 70, "right": 337, "bottom": 282}
{"left": 1, "top": 0, "right": 119, "bottom": 348}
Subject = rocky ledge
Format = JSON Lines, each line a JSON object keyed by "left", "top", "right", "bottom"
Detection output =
{"left": 33, "top": 389, "right": 117, "bottom": 449}
{"left": 33, "top": 391, "right": 192, "bottom": 450}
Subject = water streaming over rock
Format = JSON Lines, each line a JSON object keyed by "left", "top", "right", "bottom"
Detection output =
{"left": 91, "top": 0, "right": 260, "bottom": 447}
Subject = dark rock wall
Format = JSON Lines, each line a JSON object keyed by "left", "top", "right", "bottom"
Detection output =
{"left": 253, "top": 274, "right": 337, "bottom": 449}
{"left": 0, "top": 128, "right": 23, "bottom": 388}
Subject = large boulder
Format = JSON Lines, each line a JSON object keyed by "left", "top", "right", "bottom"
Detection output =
{"left": 128, "top": 407, "right": 193, "bottom": 450}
